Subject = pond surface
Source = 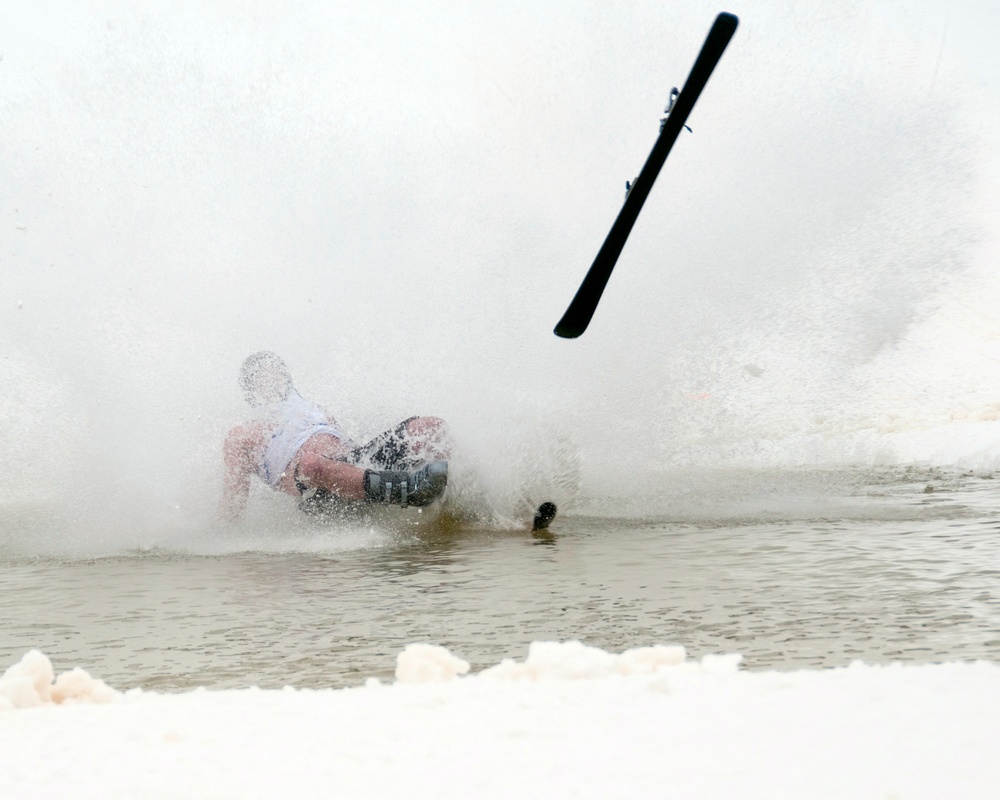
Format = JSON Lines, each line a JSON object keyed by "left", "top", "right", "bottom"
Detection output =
{"left": 2, "top": 469, "right": 999, "bottom": 690}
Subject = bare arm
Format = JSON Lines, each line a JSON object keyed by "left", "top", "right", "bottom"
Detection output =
{"left": 220, "top": 423, "right": 263, "bottom": 523}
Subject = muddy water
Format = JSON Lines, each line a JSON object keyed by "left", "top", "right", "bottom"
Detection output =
{"left": 2, "top": 471, "right": 999, "bottom": 690}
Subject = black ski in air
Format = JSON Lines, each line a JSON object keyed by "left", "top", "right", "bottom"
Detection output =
{"left": 554, "top": 12, "right": 738, "bottom": 338}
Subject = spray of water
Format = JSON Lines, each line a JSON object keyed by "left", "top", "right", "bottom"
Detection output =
{"left": 1, "top": 1, "right": 996, "bottom": 552}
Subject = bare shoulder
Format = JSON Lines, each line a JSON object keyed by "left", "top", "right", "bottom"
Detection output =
{"left": 225, "top": 419, "right": 268, "bottom": 453}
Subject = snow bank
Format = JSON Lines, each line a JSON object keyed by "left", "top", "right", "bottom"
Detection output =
{"left": 1, "top": 642, "right": 999, "bottom": 799}
{"left": 479, "top": 640, "right": 691, "bottom": 680}
{"left": 394, "top": 643, "right": 470, "bottom": 682}
{"left": 0, "top": 649, "right": 117, "bottom": 709}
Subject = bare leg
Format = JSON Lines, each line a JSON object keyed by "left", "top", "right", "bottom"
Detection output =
{"left": 403, "top": 416, "right": 452, "bottom": 463}
{"left": 283, "top": 423, "right": 451, "bottom": 507}
{"left": 295, "top": 453, "right": 366, "bottom": 500}
{"left": 278, "top": 432, "right": 361, "bottom": 500}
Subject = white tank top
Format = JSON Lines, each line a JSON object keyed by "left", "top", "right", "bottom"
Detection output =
{"left": 255, "top": 391, "right": 353, "bottom": 487}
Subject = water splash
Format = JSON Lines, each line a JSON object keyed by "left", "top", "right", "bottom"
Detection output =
{"left": 1, "top": 1, "right": 996, "bottom": 552}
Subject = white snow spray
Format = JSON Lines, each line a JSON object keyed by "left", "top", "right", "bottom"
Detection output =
{"left": 1, "top": 1, "right": 997, "bottom": 552}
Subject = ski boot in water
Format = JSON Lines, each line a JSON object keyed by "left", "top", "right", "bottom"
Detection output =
{"left": 532, "top": 502, "right": 558, "bottom": 531}
{"left": 363, "top": 461, "right": 448, "bottom": 508}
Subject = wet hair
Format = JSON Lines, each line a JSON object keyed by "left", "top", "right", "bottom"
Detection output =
{"left": 239, "top": 351, "right": 293, "bottom": 406}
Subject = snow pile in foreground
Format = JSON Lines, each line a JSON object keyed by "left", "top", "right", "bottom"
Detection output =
{"left": 0, "top": 649, "right": 118, "bottom": 709}
{"left": 393, "top": 640, "right": 691, "bottom": 683}
{"left": 2, "top": 641, "right": 1000, "bottom": 799}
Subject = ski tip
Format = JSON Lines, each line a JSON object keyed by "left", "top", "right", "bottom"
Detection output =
{"left": 554, "top": 307, "right": 591, "bottom": 337}
{"left": 715, "top": 12, "right": 739, "bottom": 33}
{"left": 532, "top": 502, "right": 558, "bottom": 531}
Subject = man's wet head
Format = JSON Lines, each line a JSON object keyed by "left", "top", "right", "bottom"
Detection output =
{"left": 239, "top": 351, "right": 293, "bottom": 406}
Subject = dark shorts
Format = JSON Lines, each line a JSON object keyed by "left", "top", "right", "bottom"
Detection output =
{"left": 342, "top": 416, "right": 423, "bottom": 472}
